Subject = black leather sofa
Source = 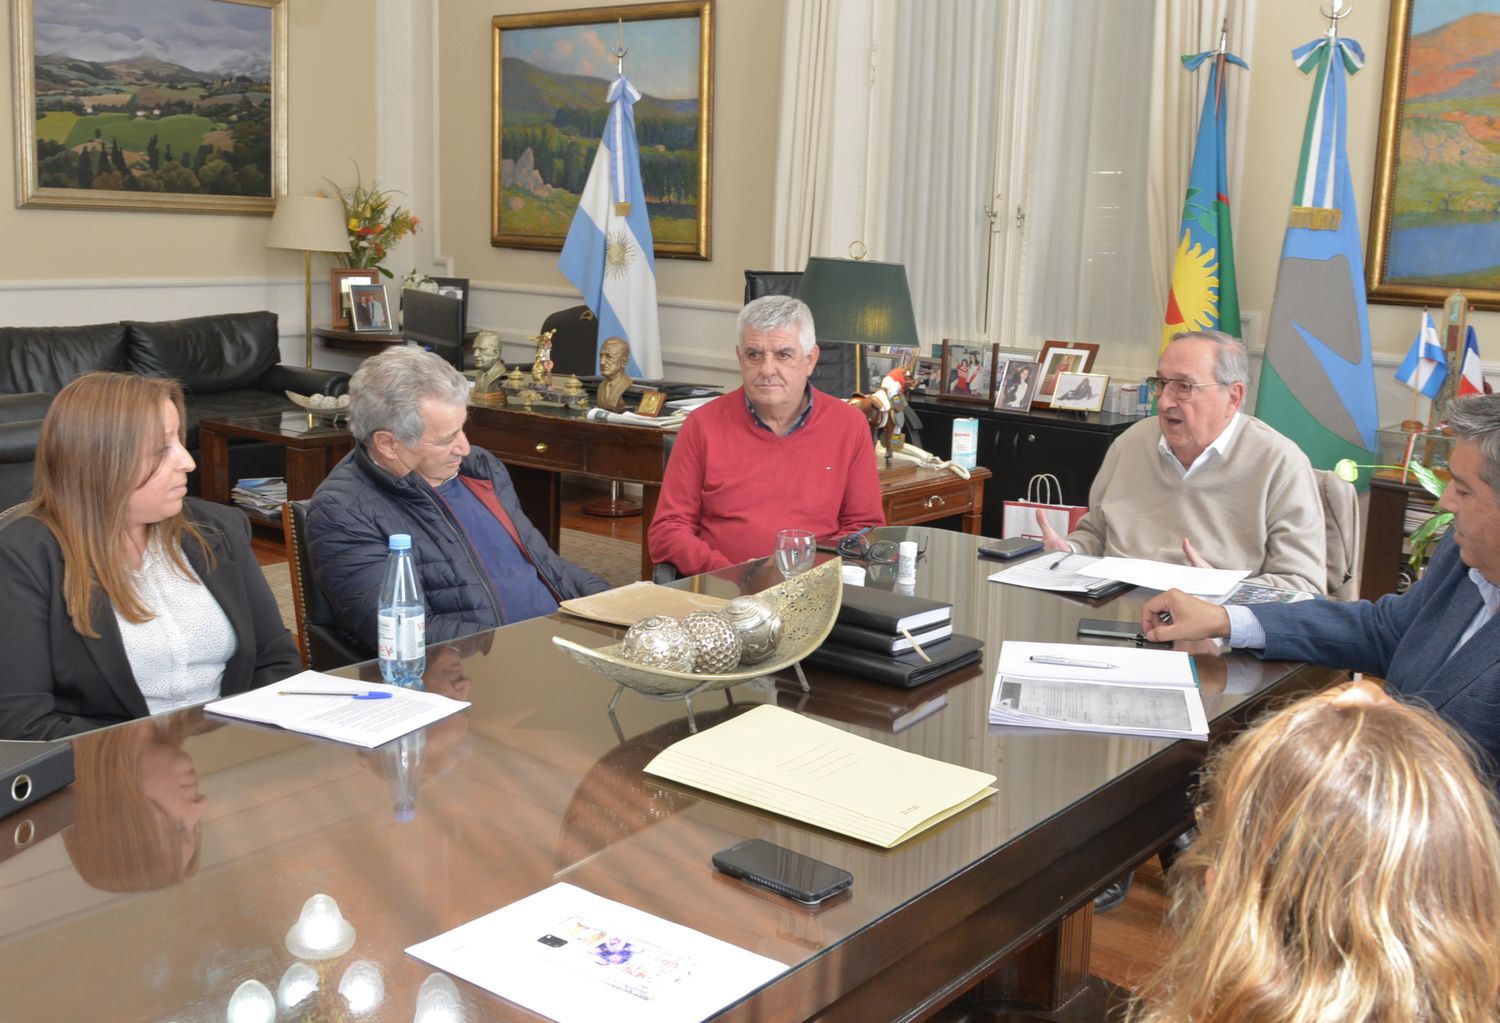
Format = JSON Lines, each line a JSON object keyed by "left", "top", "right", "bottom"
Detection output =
{"left": 0, "top": 310, "right": 349, "bottom": 508}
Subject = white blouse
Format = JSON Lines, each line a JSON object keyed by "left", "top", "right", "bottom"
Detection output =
{"left": 114, "top": 535, "right": 238, "bottom": 715}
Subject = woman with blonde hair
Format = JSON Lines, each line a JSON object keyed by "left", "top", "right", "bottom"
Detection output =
{"left": 0, "top": 372, "right": 300, "bottom": 739}
{"left": 1130, "top": 682, "right": 1500, "bottom": 1023}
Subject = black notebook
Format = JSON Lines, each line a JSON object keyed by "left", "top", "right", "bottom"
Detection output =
{"left": 807, "top": 634, "right": 984, "bottom": 688}
{"left": 828, "top": 619, "right": 955, "bottom": 654}
{"left": 838, "top": 585, "right": 952, "bottom": 634}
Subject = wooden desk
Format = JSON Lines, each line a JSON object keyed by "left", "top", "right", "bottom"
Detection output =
{"left": 315, "top": 325, "right": 479, "bottom": 359}
{"left": 197, "top": 413, "right": 354, "bottom": 535}
{"left": 466, "top": 403, "right": 992, "bottom": 580}
{"left": 0, "top": 529, "right": 1341, "bottom": 1022}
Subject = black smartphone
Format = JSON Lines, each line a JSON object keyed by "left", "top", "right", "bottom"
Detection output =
{"left": 1077, "top": 618, "right": 1168, "bottom": 646}
{"left": 977, "top": 537, "right": 1044, "bottom": 560}
{"left": 712, "top": 838, "right": 852, "bottom": 906}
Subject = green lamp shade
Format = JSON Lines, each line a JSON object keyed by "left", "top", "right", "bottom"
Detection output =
{"left": 796, "top": 256, "right": 919, "bottom": 346}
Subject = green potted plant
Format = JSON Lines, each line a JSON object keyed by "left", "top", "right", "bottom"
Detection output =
{"left": 1335, "top": 458, "right": 1451, "bottom": 577}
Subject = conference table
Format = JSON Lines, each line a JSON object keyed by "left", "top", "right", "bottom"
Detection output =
{"left": 0, "top": 530, "right": 1341, "bottom": 1022}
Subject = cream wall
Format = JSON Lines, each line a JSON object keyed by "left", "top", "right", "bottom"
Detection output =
{"left": 433, "top": 0, "right": 783, "bottom": 385}
{"left": 0, "top": 1, "right": 377, "bottom": 362}
{"left": 1238, "top": 3, "right": 1496, "bottom": 419}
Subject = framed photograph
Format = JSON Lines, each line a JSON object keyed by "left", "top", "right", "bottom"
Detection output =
{"left": 13, "top": 0, "right": 287, "bottom": 214}
{"left": 331, "top": 269, "right": 380, "bottom": 330}
{"left": 432, "top": 276, "right": 470, "bottom": 331}
{"left": 349, "top": 284, "right": 392, "bottom": 333}
{"left": 491, "top": 0, "right": 714, "bottom": 259}
{"left": 1035, "top": 340, "right": 1100, "bottom": 407}
{"left": 939, "top": 340, "right": 997, "bottom": 402}
{"left": 859, "top": 345, "right": 916, "bottom": 394}
{"left": 635, "top": 390, "right": 667, "bottom": 417}
{"left": 1367, "top": 0, "right": 1500, "bottom": 310}
{"left": 910, "top": 355, "right": 942, "bottom": 395}
{"left": 994, "top": 358, "right": 1041, "bottom": 412}
{"left": 1050, "top": 371, "right": 1109, "bottom": 413}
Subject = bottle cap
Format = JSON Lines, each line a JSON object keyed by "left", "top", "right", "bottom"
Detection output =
{"left": 841, "top": 564, "right": 867, "bottom": 586}
{"left": 388, "top": 534, "right": 412, "bottom": 551}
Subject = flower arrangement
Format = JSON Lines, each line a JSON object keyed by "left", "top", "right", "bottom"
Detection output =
{"left": 1334, "top": 457, "right": 1451, "bottom": 574}
{"left": 326, "top": 170, "right": 419, "bottom": 278}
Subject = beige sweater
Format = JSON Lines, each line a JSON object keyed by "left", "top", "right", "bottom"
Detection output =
{"left": 1067, "top": 416, "right": 1327, "bottom": 593}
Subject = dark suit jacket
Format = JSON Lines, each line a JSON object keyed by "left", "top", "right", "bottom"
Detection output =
{"left": 1254, "top": 536, "right": 1500, "bottom": 777}
{"left": 0, "top": 499, "right": 301, "bottom": 740}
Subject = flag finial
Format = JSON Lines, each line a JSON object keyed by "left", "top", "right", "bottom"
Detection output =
{"left": 614, "top": 19, "right": 628, "bottom": 75}
{"left": 1320, "top": 0, "right": 1351, "bottom": 41}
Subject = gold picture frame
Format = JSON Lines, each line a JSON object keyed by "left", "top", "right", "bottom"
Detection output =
{"left": 1366, "top": 0, "right": 1500, "bottom": 310}
{"left": 490, "top": 0, "right": 714, "bottom": 259}
{"left": 12, "top": 0, "right": 287, "bottom": 215}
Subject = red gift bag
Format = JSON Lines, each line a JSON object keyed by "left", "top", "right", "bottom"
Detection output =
{"left": 1001, "top": 474, "right": 1087, "bottom": 540}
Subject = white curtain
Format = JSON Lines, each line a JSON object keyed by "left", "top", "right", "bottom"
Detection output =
{"left": 1147, "top": 0, "right": 1258, "bottom": 338}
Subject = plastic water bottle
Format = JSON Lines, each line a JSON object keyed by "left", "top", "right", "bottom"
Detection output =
{"left": 377, "top": 533, "right": 426, "bottom": 686}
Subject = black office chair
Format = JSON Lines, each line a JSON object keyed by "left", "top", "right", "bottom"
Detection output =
{"left": 743, "top": 270, "right": 803, "bottom": 304}
{"left": 282, "top": 499, "right": 376, "bottom": 671}
{"left": 539, "top": 305, "right": 601, "bottom": 377}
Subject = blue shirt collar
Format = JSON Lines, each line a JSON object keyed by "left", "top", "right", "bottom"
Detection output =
{"left": 745, "top": 384, "right": 815, "bottom": 435}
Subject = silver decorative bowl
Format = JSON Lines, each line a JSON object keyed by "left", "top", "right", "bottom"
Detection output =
{"left": 553, "top": 558, "right": 843, "bottom": 726}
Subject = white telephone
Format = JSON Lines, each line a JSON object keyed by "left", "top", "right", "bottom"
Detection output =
{"left": 876, "top": 440, "right": 971, "bottom": 479}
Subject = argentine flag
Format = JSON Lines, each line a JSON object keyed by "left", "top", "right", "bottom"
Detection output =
{"left": 1394, "top": 310, "right": 1446, "bottom": 400}
{"left": 558, "top": 74, "right": 663, "bottom": 380}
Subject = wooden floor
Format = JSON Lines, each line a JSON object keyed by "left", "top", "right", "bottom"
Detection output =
{"left": 252, "top": 476, "right": 1173, "bottom": 995}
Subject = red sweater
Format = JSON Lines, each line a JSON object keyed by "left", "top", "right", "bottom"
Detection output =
{"left": 648, "top": 388, "right": 885, "bottom": 575}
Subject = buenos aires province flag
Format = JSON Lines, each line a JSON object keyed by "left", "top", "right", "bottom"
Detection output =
{"left": 558, "top": 74, "right": 663, "bottom": 379}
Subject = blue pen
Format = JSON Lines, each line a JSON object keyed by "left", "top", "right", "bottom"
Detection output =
{"left": 278, "top": 690, "right": 394, "bottom": 700}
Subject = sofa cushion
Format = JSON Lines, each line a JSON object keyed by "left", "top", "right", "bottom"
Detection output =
{"left": 0, "top": 323, "right": 127, "bottom": 394}
{"left": 125, "top": 310, "right": 280, "bottom": 394}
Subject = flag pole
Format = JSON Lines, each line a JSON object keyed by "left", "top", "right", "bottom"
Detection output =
{"left": 1321, "top": 0, "right": 1351, "bottom": 40}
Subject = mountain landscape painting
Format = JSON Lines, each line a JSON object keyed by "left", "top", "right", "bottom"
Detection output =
{"left": 17, "top": 0, "right": 285, "bottom": 213}
{"left": 491, "top": 2, "right": 712, "bottom": 259}
{"left": 1371, "top": 0, "right": 1500, "bottom": 306}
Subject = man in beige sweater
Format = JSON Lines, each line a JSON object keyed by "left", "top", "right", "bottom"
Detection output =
{"left": 1039, "top": 330, "right": 1325, "bottom": 593}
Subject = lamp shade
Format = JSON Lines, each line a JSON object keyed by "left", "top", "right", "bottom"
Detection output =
{"left": 796, "top": 256, "right": 919, "bottom": 346}
{"left": 266, "top": 194, "right": 348, "bottom": 253}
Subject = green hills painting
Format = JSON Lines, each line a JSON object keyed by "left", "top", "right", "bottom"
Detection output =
{"left": 18, "top": 0, "right": 284, "bottom": 213}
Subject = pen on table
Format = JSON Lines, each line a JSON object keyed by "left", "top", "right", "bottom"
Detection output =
{"left": 278, "top": 690, "right": 394, "bottom": 700}
{"left": 1048, "top": 551, "right": 1072, "bottom": 572}
{"left": 1029, "top": 655, "right": 1117, "bottom": 669}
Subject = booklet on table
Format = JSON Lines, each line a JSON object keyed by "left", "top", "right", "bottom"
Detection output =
{"left": 205, "top": 672, "right": 469, "bottom": 748}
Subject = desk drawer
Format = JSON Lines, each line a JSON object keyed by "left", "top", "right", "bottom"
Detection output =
{"left": 884, "top": 478, "right": 976, "bottom": 524}
{"left": 480, "top": 430, "right": 585, "bottom": 472}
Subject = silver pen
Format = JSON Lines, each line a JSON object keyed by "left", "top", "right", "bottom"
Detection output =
{"left": 1029, "top": 655, "right": 1117, "bottom": 670}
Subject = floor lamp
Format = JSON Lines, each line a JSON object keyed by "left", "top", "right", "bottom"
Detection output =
{"left": 267, "top": 195, "right": 350, "bottom": 368}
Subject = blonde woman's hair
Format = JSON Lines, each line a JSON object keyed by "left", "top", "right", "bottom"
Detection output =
{"left": 1130, "top": 685, "right": 1500, "bottom": 1023}
{"left": 29, "top": 372, "right": 209, "bottom": 637}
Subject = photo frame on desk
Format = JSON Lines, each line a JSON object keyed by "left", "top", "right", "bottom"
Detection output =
{"left": 330, "top": 269, "right": 381, "bottom": 330}
{"left": 994, "top": 358, "right": 1041, "bottom": 412}
{"left": 860, "top": 345, "right": 917, "bottom": 394}
{"left": 1050, "top": 371, "right": 1109, "bottom": 412}
{"left": 939, "top": 340, "right": 997, "bottom": 403}
{"left": 349, "top": 284, "right": 392, "bottom": 332}
{"left": 1035, "top": 340, "right": 1099, "bottom": 408}
{"left": 910, "top": 355, "right": 942, "bottom": 395}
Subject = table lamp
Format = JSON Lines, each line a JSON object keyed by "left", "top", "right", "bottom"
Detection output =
{"left": 267, "top": 194, "right": 349, "bottom": 367}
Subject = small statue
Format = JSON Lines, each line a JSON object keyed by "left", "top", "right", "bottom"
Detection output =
{"left": 470, "top": 331, "right": 506, "bottom": 395}
{"left": 531, "top": 328, "right": 556, "bottom": 387}
{"left": 595, "top": 336, "right": 633, "bottom": 412}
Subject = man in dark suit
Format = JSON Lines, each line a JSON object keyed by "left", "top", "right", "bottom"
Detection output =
{"left": 1142, "top": 394, "right": 1500, "bottom": 779}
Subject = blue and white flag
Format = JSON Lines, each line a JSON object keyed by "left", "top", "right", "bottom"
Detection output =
{"left": 1395, "top": 309, "right": 1446, "bottom": 399}
{"left": 558, "top": 75, "right": 663, "bottom": 379}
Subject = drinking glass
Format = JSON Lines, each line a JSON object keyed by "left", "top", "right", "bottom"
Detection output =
{"left": 775, "top": 529, "right": 817, "bottom": 578}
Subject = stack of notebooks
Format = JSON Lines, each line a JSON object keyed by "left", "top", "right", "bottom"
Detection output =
{"left": 806, "top": 585, "right": 983, "bottom": 688}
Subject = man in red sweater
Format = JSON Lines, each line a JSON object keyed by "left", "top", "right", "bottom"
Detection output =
{"left": 648, "top": 295, "right": 884, "bottom": 575}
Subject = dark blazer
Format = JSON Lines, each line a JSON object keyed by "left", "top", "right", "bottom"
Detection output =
{"left": 1254, "top": 535, "right": 1500, "bottom": 777}
{"left": 0, "top": 499, "right": 301, "bottom": 740}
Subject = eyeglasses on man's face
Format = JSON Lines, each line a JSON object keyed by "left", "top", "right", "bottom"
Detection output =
{"left": 1144, "top": 376, "right": 1229, "bottom": 402}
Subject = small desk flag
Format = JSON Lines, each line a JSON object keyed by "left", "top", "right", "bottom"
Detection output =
{"left": 558, "top": 74, "right": 663, "bottom": 379}
{"left": 1395, "top": 310, "right": 1446, "bottom": 399}
{"left": 1459, "top": 325, "right": 1485, "bottom": 397}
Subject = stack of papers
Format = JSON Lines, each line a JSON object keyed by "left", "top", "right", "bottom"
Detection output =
{"left": 645, "top": 704, "right": 995, "bottom": 848}
{"left": 206, "top": 673, "right": 469, "bottom": 747}
{"left": 230, "top": 476, "right": 286, "bottom": 516}
{"left": 584, "top": 407, "right": 688, "bottom": 429}
{"left": 988, "top": 641, "right": 1208, "bottom": 740}
{"left": 987, "top": 550, "right": 1127, "bottom": 597}
{"left": 988, "top": 551, "right": 1250, "bottom": 598}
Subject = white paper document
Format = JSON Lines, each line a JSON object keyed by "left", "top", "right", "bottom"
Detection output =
{"left": 988, "top": 550, "right": 1126, "bottom": 597}
{"left": 205, "top": 672, "right": 469, "bottom": 748}
{"left": 405, "top": 882, "right": 786, "bottom": 1023}
{"left": 989, "top": 641, "right": 1208, "bottom": 740}
{"left": 1076, "top": 557, "right": 1249, "bottom": 596}
{"left": 645, "top": 704, "right": 996, "bottom": 848}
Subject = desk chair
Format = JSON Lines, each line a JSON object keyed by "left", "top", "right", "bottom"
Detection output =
{"left": 743, "top": 270, "right": 803, "bottom": 304}
{"left": 539, "top": 305, "right": 601, "bottom": 377}
{"left": 1314, "top": 468, "right": 1361, "bottom": 599}
{"left": 281, "top": 499, "right": 375, "bottom": 671}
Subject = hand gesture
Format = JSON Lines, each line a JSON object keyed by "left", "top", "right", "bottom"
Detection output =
{"left": 1181, "top": 536, "right": 1214, "bottom": 569}
{"left": 1035, "top": 509, "right": 1070, "bottom": 553}
{"left": 1140, "top": 589, "right": 1231, "bottom": 643}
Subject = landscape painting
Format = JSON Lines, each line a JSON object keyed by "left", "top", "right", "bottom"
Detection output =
{"left": 14, "top": 0, "right": 286, "bottom": 214}
{"left": 1368, "top": 0, "right": 1500, "bottom": 309}
{"left": 491, "top": 0, "right": 713, "bottom": 259}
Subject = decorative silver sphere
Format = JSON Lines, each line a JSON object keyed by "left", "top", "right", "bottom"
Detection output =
{"left": 721, "top": 596, "right": 783, "bottom": 665}
{"left": 681, "top": 611, "right": 743, "bottom": 673}
{"left": 621, "top": 615, "right": 696, "bottom": 671}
